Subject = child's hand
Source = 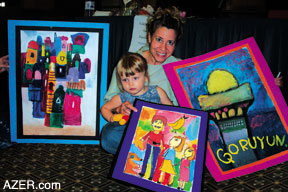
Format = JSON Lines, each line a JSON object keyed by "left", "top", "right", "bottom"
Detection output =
{"left": 119, "top": 101, "right": 138, "bottom": 115}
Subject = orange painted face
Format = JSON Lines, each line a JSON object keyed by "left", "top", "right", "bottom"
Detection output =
{"left": 26, "top": 41, "right": 38, "bottom": 65}
{"left": 152, "top": 119, "right": 165, "bottom": 132}
{"left": 184, "top": 147, "right": 195, "bottom": 159}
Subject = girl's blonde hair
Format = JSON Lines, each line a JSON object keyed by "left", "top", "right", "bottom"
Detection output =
{"left": 116, "top": 52, "right": 149, "bottom": 91}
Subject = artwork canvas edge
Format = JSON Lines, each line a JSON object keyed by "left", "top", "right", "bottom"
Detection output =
{"left": 8, "top": 20, "right": 109, "bottom": 144}
{"left": 112, "top": 100, "right": 208, "bottom": 192}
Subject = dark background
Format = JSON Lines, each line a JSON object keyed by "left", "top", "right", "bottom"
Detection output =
{"left": 1, "top": 0, "right": 288, "bottom": 55}
{"left": 1, "top": 0, "right": 288, "bottom": 112}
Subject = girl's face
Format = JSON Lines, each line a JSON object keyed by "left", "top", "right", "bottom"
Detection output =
{"left": 184, "top": 148, "right": 195, "bottom": 159}
{"left": 147, "top": 26, "right": 176, "bottom": 65}
{"left": 120, "top": 71, "right": 148, "bottom": 96}
{"left": 169, "top": 137, "right": 182, "bottom": 147}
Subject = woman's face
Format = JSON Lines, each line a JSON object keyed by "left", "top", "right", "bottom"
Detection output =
{"left": 148, "top": 26, "right": 176, "bottom": 65}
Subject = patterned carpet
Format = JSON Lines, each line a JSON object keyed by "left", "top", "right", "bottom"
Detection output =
{"left": 0, "top": 143, "right": 288, "bottom": 192}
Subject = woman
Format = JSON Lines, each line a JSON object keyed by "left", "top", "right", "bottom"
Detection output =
{"left": 101, "top": 7, "right": 185, "bottom": 154}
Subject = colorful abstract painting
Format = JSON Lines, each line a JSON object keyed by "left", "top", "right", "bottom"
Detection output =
{"left": 112, "top": 100, "right": 208, "bottom": 192}
{"left": 163, "top": 37, "right": 288, "bottom": 181}
{"left": 8, "top": 20, "right": 109, "bottom": 144}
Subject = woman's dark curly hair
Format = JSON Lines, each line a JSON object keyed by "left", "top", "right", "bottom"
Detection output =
{"left": 146, "top": 6, "right": 185, "bottom": 42}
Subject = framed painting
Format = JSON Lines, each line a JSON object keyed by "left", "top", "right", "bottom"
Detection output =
{"left": 163, "top": 37, "right": 288, "bottom": 181}
{"left": 8, "top": 20, "right": 109, "bottom": 144}
{"left": 112, "top": 100, "right": 208, "bottom": 192}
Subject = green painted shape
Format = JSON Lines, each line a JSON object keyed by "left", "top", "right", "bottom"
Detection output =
{"left": 72, "top": 44, "right": 85, "bottom": 54}
{"left": 200, "top": 83, "right": 253, "bottom": 110}
{"left": 50, "top": 113, "right": 63, "bottom": 128}
{"left": 218, "top": 117, "right": 247, "bottom": 133}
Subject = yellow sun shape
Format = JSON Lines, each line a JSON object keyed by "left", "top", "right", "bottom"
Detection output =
{"left": 207, "top": 70, "right": 238, "bottom": 94}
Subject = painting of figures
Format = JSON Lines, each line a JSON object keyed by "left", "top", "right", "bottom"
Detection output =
{"left": 163, "top": 37, "right": 288, "bottom": 181}
{"left": 112, "top": 100, "right": 208, "bottom": 192}
{"left": 9, "top": 20, "right": 109, "bottom": 144}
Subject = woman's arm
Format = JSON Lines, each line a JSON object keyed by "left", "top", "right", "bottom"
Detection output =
{"left": 157, "top": 86, "right": 173, "bottom": 105}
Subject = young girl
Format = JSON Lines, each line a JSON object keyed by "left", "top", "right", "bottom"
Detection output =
{"left": 101, "top": 52, "right": 172, "bottom": 123}
{"left": 101, "top": 7, "right": 184, "bottom": 155}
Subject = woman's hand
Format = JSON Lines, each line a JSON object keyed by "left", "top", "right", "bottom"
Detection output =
{"left": 275, "top": 76, "right": 283, "bottom": 87}
{"left": 118, "top": 101, "right": 138, "bottom": 115}
{"left": 0, "top": 55, "right": 9, "bottom": 73}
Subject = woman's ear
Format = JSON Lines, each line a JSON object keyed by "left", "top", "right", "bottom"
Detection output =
{"left": 148, "top": 33, "right": 152, "bottom": 43}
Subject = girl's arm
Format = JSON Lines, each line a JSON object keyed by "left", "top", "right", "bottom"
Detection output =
{"left": 101, "top": 95, "right": 122, "bottom": 122}
{"left": 157, "top": 86, "right": 173, "bottom": 105}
